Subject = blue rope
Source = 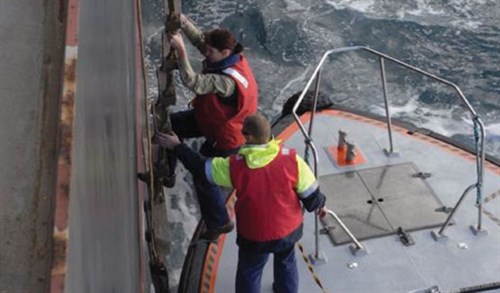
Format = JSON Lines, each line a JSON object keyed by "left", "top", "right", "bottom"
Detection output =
{"left": 473, "top": 116, "right": 483, "bottom": 205}
{"left": 304, "top": 138, "right": 312, "bottom": 165}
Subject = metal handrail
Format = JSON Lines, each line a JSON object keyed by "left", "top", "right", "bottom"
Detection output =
{"left": 325, "top": 209, "right": 364, "bottom": 249}
{"left": 291, "top": 46, "right": 486, "bottom": 257}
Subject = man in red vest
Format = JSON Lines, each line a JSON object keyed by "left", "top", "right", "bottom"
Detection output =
{"left": 154, "top": 113, "right": 327, "bottom": 293}
{"left": 162, "top": 14, "right": 258, "bottom": 239}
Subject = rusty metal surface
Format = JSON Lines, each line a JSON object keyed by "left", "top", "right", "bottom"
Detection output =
{"left": 51, "top": 50, "right": 77, "bottom": 293}
{"left": 64, "top": 0, "right": 141, "bottom": 291}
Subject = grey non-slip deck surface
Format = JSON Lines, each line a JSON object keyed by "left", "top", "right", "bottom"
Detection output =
{"left": 320, "top": 163, "right": 448, "bottom": 245}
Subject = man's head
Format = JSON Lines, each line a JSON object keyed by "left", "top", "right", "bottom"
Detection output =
{"left": 242, "top": 113, "right": 271, "bottom": 145}
{"left": 203, "top": 29, "right": 242, "bottom": 63}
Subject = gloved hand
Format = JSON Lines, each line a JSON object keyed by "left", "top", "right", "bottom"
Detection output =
{"left": 153, "top": 131, "right": 181, "bottom": 150}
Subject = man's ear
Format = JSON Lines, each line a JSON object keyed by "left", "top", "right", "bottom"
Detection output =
{"left": 222, "top": 48, "right": 232, "bottom": 57}
{"left": 243, "top": 134, "right": 253, "bottom": 144}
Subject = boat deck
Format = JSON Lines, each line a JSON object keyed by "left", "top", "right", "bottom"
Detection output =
{"left": 213, "top": 110, "right": 500, "bottom": 292}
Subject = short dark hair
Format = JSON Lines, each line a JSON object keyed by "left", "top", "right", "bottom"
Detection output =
{"left": 204, "top": 29, "right": 243, "bottom": 54}
{"left": 242, "top": 113, "right": 270, "bottom": 144}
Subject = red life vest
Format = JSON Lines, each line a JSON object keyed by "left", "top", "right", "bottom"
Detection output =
{"left": 229, "top": 147, "right": 303, "bottom": 242}
{"left": 193, "top": 54, "right": 258, "bottom": 150}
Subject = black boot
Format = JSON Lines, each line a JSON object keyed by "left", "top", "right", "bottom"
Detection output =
{"left": 137, "top": 172, "right": 176, "bottom": 188}
{"left": 161, "top": 173, "right": 176, "bottom": 188}
{"left": 137, "top": 172, "right": 151, "bottom": 184}
{"left": 200, "top": 221, "right": 235, "bottom": 241}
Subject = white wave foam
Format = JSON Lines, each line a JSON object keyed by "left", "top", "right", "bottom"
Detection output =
{"left": 324, "top": 0, "right": 494, "bottom": 29}
{"left": 284, "top": 0, "right": 306, "bottom": 12}
{"left": 485, "top": 123, "right": 500, "bottom": 137}
{"left": 187, "top": 0, "right": 255, "bottom": 29}
{"left": 271, "top": 65, "right": 313, "bottom": 112}
{"left": 370, "top": 98, "right": 471, "bottom": 137}
{"left": 163, "top": 162, "right": 200, "bottom": 292}
{"left": 325, "top": 0, "right": 375, "bottom": 13}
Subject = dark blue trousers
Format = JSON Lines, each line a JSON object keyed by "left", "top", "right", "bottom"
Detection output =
{"left": 170, "top": 110, "right": 237, "bottom": 230}
{"left": 236, "top": 244, "right": 298, "bottom": 293}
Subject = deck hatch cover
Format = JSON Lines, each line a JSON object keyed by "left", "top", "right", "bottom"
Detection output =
{"left": 319, "top": 163, "right": 448, "bottom": 245}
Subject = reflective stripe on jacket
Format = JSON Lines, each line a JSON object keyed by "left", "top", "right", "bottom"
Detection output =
{"left": 193, "top": 54, "right": 258, "bottom": 150}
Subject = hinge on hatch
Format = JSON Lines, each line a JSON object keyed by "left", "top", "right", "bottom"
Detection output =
{"left": 396, "top": 227, "right": 415, "bottom": 246}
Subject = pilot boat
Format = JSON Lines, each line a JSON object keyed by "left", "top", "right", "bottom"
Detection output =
{"left": 176, "top": 47, "right": 500, "bottom": 293}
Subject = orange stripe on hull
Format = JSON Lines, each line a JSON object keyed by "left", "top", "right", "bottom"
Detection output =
{"left": 199, "top": 192, "right": 237, "bottom": 293}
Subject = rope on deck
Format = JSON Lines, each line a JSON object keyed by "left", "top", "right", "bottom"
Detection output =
{"left": 483, "top": 190, "right": 500, "bottom": 227}
{"left": 297, "top": 242, "right": 328, "bottom": 293}
{"left": 483, "top": 189, "right": 500, "bottom": 204}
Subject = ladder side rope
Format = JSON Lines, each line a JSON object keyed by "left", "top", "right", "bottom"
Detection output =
{"left": 136, "top": 5, "right": 172, "bottom": 293}
{"left": 138, "top": 0, "right": 182, "bottom": 291}
{"left": 136, "top": 0, "right": 159, "bottom": 262}
{"left": 296, "top": 242, "right": 328, "bottom": 293}
{"left": 137, "top": 0, "right": 172, "bottom": 291}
